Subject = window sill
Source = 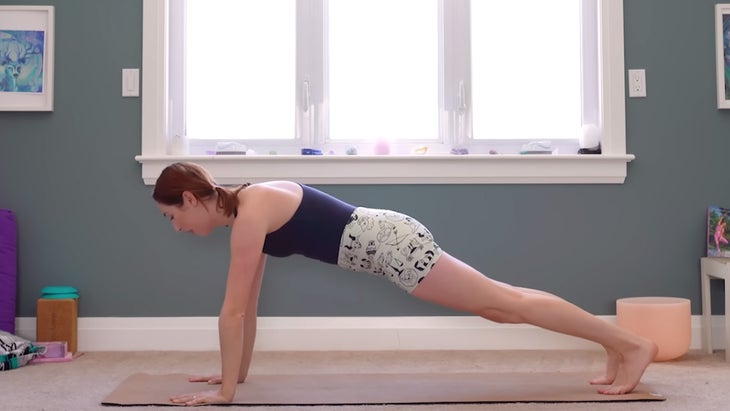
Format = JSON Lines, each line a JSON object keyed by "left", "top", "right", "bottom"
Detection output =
{"left": 135, "top": 154, "right": 635, "bottom": 185}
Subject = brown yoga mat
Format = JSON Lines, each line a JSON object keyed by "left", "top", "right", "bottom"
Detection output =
{"left": 102, "top": 372, "right": 665, "bottom": 406}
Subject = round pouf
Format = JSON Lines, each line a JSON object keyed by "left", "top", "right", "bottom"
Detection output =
{"left": 616, "top": 297, "right": 691, "bottom": 361}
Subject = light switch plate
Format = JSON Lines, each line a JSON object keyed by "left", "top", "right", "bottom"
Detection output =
{"left": 122, "top": 68, "right": 140, "bottom": 97}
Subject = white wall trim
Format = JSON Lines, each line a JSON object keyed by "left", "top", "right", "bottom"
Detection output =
{"left": 15, "top": 315, "right": 721, "bottom": 352}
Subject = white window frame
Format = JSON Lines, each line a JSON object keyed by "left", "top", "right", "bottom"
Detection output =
{"left": 136, "top": 0, "right": 634, "bottom": 185}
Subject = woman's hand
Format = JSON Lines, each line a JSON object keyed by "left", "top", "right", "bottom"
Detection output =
{"left": 170, "top": 389, "right": 230, "bottom": 406}
{"left": 187, "top": 375, "right": 222, "bottom": 385}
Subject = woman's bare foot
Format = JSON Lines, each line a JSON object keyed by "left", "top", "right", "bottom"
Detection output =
{"left": 590, "top": 346, "right": 620, "bottom": 385}
{"left": 596, "top": 339, "right": 658, "bottom": 395}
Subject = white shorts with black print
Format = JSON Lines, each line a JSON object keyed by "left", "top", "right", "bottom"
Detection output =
{"left": 337, "top": 207, "right": 442, "bottom": 293}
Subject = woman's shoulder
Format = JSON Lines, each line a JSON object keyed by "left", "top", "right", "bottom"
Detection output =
{"left": 254, "top": 180, "right": 301, "bottom": 190}
{"left": 241, "top": 181, "right": 302, "bottom": 199}
{"left": 234, "top": 181, "right": 303, "bottom": 231}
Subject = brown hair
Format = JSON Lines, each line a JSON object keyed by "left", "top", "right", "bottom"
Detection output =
{"left": 152, "top": 162, "right": 249, "bottom": 217}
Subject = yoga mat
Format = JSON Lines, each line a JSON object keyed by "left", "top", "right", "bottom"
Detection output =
{"left": 102, "top": 372, "right": 665, "bottom": 406}
{"left": 0, "top": 209, "right": 17, "bottom": 334}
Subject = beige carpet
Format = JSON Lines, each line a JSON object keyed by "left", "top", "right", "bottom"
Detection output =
{"left": 1, "top": 349, "right": 728, "bottom": 410}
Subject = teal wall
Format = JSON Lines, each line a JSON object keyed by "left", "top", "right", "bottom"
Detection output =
{"left": 0, "top": 0, "right": 727, "bottom": 317}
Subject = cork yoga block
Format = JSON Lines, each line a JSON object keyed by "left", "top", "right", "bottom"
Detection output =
{"left": 36, "top": 298, "right": 78, "bottom": 353}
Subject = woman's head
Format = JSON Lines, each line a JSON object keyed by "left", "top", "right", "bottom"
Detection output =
{"left": 152, "top": 162, "right": 216, "bottom": 235}
{"left": 153, "top": 162, "right": 246, "bottom": 235}
{"left": 153, "top": 162, "right": 217, "bottom": 207}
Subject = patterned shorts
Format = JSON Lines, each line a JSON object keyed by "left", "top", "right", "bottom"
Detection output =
{"left": 337, "top": 207, "right": 442, "bottom": 293}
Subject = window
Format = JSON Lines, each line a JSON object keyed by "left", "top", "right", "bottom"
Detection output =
{"left": 137, "top": 0, "right": 633, "bottom": 185}
{"left": 470, "top": 1, "right": 581, "bottom": 142}
{"left": 328, "top": 0, "right": 438, "bottom": 143}
{"left": 184, "top": 1, "right": 295, "bottom": 142}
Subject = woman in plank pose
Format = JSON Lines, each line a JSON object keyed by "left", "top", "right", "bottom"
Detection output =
{"left": 152, "top": 162, "right": 657, "bottom": 406}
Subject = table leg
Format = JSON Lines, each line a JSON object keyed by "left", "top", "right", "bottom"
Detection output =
{"left": 725, "top": 278, "right": 730, "bottom": 361}
{"left": 701, "top": 270, "right": 713, "bottom": 355}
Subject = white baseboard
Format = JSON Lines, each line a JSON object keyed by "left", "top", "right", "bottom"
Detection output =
{"left": 14, "top": 315, "right": 724, "bottom": 352}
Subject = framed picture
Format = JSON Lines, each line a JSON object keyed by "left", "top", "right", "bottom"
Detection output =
{"left": 0, "top": 6, "right": 54, "bottom": 111}
{"left": 716, "top": 4, "right": 730, "bottom": 109}
{"left": 707, "top": 206, "right": 730, "bottom": 257}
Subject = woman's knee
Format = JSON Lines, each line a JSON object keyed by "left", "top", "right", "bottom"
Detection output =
{"left": 479, "top": 308, "right": 524, "bottom": 324}
{"left": 475, "top": 289, "right": 531, "bottom": 323}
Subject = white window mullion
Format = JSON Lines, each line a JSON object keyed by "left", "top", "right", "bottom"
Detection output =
{"left": 581, "top": 0, "right": 599, "bottom": 127}
{"left": 167, "top": 0, "right": 185, "bottom": 153}
{"left": 296, "top": 0, "right": 327, "bottom": 148}
{"left": 597, "top": 0, "right": 626, "bottom": 155}
{"left": 439, "top": 0, "right": 472, "bottom": 148}
{"left": 141, "top": 0, "right": 169, "bottom": 156}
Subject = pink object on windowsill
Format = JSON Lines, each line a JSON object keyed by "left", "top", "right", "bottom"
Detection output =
{"left": 373, "top": 139, "right": 390, "bottom": 155}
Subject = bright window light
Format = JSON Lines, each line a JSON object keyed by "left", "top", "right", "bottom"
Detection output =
{"left": 471, "top": 0, "right": 581, "bottom": 141}
{"left": 186, "top": 0, "right": 295, "bottom": 140}
{"left": 328, "top": 0, "right": 438, "bottom": 141}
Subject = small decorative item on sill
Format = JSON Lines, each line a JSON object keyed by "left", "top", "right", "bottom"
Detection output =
{"left": 373, "top": 138, "right": 391, "bottom": 155}
{"left": 167, "top": 134, "right": 189, "bottom": 155}
{"left": 215, "top": 142, "right": 248, "bottom": 155}
{"left": 345, "top": 146, "right": 358, "bottom": 155}
{"left": 450, "top": 147, "right": 469, "bottom": 155}
{"left": 301, "top": 148, "right": 323, "bottom": 155}
{"left": 578, "top": 145, "right": 601, "bottom": 154}
{"left": 412, "top": 146, "right": 428, "bottom": 155}
{"left": 519, "top": 141, "right": 553, "bottom": 154}
{"left": 578, "top": 124, "right": 602, "bottom": 154}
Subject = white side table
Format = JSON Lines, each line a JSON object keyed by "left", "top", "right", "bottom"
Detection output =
{"left": 700, "top": 257, "right": 730, "bottom": 361}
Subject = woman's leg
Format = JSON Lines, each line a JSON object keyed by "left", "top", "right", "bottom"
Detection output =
{"left": 488, "top": 279, "right": 625, "bottom": 387}
{"left": 410, "top": 252, "right": 657, "bottom": 395}
{"left": 715, "top": 235, "right": 722, "bottom": 253}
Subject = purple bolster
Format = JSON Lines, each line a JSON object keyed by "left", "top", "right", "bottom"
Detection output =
{"left": 0, "top": 209, "right": 17, "bottom": 334}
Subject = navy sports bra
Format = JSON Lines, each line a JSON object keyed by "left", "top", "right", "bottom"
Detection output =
{"left": 262, "top": 185, "right": 356, "bottom": 264}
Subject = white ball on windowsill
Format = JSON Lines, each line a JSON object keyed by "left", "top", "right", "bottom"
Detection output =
{"left": 580, "top": 124, "right": 602, "bottom": 150}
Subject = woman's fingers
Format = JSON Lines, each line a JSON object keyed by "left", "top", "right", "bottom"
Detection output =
{"left": 170, "top": 393, "right": 195, "bottom": 403}
{"left": 187, "top": 375, "right": 222, "bottom": 384}
{"left": 170, "top": 390, "right": 228, "bottom": 405}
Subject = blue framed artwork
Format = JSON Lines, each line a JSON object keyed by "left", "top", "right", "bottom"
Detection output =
{"left": 0, "top": 6, "right": 54, "bottom": 111}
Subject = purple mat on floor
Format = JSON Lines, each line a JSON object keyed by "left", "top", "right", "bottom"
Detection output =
{"left": 0, "top": 209, "right": 17, "bottom": 334}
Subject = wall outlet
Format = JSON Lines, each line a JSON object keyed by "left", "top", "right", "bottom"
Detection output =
{"left": 628, "top": 69, "right": 646, "bottom": 98}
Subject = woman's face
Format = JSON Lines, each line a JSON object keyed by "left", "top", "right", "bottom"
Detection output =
{"left": 156, "top": 192, "right": 215, "bottom": 236}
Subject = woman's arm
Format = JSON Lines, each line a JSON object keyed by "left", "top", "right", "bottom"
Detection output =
{"left": 171, "top": 222, "right": 265, "bottom": 406}
{"left": 217, "top": 217, "right": 268, "bottom": 401}
{"left": 180, "top": 254, "right": 265, "bottom": 388}
{"left": 171, "top": 183, "right": 300, "bottom": 405}
{"left": 239, "top": 254, "right": 266, "bottom": 382}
